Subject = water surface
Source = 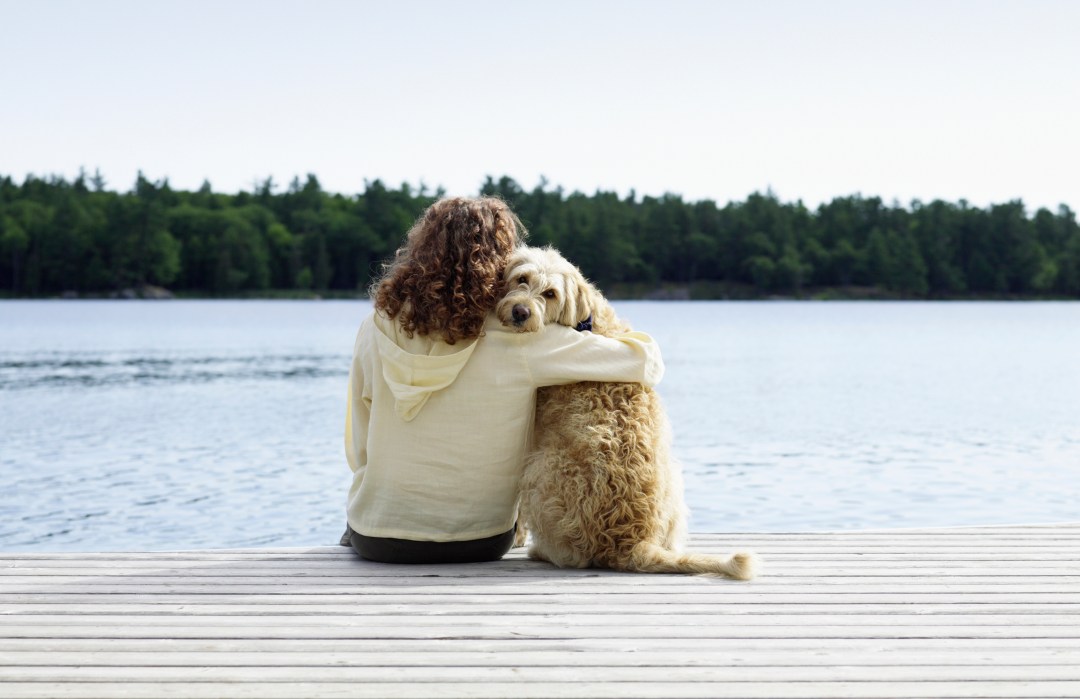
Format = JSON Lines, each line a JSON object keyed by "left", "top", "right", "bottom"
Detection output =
{"left": 1, "top": 300, "right": 1077, "bottom": 551}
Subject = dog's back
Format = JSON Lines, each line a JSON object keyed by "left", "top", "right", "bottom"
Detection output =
{"left": 524, "top": 300, "right": 755, "bottom": 579}
{"left": 528, "top": 379, "right": 684, "bottom": 567}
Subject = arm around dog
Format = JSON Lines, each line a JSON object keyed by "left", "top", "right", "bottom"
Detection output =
{"left": 524, "top": 324, "right": 664, "bottom": 388}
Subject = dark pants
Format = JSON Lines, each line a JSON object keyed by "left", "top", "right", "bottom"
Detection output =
{"left": 340, "top": 524, "right": 515, "bottom": 564}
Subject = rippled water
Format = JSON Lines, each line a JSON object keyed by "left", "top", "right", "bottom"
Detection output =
{"left": 1, "top": 300, "right": 1078, "bottom": 551}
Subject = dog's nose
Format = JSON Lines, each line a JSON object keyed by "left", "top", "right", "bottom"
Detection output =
{"left": 512, "top": 304, "right": 531, "bottom": 323}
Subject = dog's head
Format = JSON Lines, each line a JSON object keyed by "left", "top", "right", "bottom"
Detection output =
{"left": 496, "top": 246, "right": 594, "bottom": 333}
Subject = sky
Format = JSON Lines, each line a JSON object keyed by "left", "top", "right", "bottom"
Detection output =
{"left": 2, "top": 0, "right": 1078, "bottom": 210}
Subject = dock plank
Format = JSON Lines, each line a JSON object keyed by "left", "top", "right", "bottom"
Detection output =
{"left": 1, "top": 525, "right": 1077, "bottom": 699}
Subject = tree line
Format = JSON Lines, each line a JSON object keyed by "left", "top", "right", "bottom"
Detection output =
{"left": 2, "top": 171, "right": 1079, "bottom": 298}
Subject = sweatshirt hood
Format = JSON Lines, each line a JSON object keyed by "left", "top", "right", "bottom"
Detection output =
{"left": 372, "top": 314, "right": 478, "bottom": 421}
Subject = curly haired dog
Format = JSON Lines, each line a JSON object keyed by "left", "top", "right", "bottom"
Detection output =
{"left": 496, "top": 246, "right": 758, "bottom": 579}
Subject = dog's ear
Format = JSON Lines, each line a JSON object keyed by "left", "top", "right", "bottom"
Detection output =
{"left": 558, "top": 273, "right": 593, "bottom": 328}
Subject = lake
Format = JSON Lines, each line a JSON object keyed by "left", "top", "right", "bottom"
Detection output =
{"left": 1, "top": 300, "right": 1078, "bottom": 552}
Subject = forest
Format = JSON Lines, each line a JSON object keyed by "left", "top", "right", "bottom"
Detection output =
{"left": 1, "top": 171, "right": 1079, "bottom": 299}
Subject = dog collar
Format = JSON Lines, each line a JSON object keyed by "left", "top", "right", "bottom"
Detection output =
{"left": 574, "top": 314, "right": 593, "bottom": 332}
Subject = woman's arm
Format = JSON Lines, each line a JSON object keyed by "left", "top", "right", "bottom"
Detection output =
{"left": 524, "top": 324, "right": 664, "bottom": 388}
{"left": 344, "top": 326, "right": 373, "bottom": 475}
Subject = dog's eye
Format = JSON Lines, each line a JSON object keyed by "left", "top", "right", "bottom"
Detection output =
{"left": 542, "top": 290, "right": 557, "bottom": 299}
{"left": 518, "top": 276, "right": 527, "bottom": 284}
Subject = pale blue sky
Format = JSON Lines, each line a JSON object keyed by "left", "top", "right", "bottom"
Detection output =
{"left": 2, "top": 0, "right": 1077, "bottom": 209}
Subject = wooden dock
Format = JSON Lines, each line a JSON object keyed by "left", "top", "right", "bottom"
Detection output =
{"left": 1, "top": 523, "right": 1078, "bottom": 698}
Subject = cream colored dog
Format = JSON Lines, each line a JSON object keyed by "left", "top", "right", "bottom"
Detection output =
{"left": 497, "top": 246, "right": 757, "bottom": 579}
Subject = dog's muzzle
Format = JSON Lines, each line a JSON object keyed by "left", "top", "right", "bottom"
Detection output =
{"left": 512, "top": 304, "right": 531, "bottom": 324}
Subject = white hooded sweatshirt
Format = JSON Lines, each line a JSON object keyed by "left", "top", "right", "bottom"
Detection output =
{"left": 345, "top": 310, "right": 664, "bottom": 542}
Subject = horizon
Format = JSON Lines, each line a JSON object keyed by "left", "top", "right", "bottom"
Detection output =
{"left": 6, "top": 168, "right": 1077, "bottom": 216}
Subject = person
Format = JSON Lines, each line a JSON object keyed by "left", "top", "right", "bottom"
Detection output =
{"left": 342, "top": 196, "right": 664, "bottom": 563}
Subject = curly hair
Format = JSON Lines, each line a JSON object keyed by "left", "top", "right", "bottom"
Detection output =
{"left": 372, "top": 196, "right": 527, "bottom": 344}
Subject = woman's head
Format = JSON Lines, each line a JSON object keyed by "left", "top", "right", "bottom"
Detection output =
{"left": 372, "top": 196, "right": 526, "bottom": 344}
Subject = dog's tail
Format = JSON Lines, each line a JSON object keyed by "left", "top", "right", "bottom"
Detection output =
{"left": 623, "top": 542, "right": 759, "bottom": 580}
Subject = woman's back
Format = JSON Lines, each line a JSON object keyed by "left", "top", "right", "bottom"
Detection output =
{"left": 345, "top": 311, "right": 663, "bottom": 542}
